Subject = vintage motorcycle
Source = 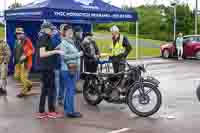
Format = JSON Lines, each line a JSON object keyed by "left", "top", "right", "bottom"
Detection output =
{"left": 81, "top": 62, "right": 162, "bottom": 117}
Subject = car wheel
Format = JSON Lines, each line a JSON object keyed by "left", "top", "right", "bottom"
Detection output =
{"left": 162, "top": 49, "right": 170, "bottom": 58}
{"left": 195, "top": 51, "right": 200, "bottom": 60}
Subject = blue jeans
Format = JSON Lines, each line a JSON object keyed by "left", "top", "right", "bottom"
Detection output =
{"left": 55, "top": 70, "right": 64, "bottom": 102}
{"left": 61, "top": 71, "right": 76, "bottom": 114}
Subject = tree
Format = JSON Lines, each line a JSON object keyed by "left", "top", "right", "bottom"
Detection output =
{"left": 8, "top": 2, "right": 22, "bottom": 9}
{"left": 95, "top": 4, "right": 194, "bottom": 41}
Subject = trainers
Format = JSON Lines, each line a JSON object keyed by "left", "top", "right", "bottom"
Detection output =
{"left": 36, "top": 112, "right": 48, "bottom": 119}
{"left": 67, "top": 112, "right": 82, "bottom": 118}
{"left": 2, "top": 90, "right": 7, "bottom": 96}
{"left": 47, "top": 112, "right": 63, "bottom": 119}
{"left": 0, "top": 88, "right": 7, "bottom": 96}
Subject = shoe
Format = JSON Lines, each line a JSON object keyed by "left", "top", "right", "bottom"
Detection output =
{"left": 67, "top": 112, "right": 82, "bottom": 118}
{"left": 16, "top": 93, "right": 26, "bottom": 98}
{"left": 76, "top": 89, "right": 82, "bottom": 94}
{"left": 0, "top": 89, "right": 4, "bottom": 96}
{"left": 1, "top": 90, "right": 7, "bottom": 96}
{"left": 58, "top": 100, "right": 64, "bottom": 106}
{"left": 0, "top": 88, "right": 6, "bottom": 96}
{"left": 47, "top": 112, "right": 64, "bottom": 119}
{"left": 36, "top": 112, "right": 48, "bottom": 119}
{"left": 27, "top": 84, "right": 33, "bottom": 92}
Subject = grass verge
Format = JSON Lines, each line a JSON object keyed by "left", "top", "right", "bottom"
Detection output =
{"left": 96, "top": 39, "right": 160, "bottom": 59}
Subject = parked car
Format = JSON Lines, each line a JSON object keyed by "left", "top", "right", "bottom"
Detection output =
{"left": 160, "top": 35, "right": 200, "bottom": 59}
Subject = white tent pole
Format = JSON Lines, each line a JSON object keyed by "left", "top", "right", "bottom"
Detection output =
{"left": 4, "top": 0, "right": 7, "bottom": 42}
{"left": 91, "top": 24, "right": 93, "bottom": 32}
{"left": 136, "top": 21, "right": 139, "bottom": 60}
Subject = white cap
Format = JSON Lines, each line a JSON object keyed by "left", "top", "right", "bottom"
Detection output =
{"left": 110, "top": 25, "right": 120, "bottom": 33}
{"left": 60, "top": 24, "right": 67, "bottom": 33}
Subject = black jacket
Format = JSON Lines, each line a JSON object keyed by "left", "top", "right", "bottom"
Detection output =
{"left": 81, "top": 38, "right": 100, "bottom": 62}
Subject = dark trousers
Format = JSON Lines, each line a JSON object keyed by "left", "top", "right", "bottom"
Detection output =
{"left": 39, "top": 70, "right": 56, "bottom": 113}
{"left": 85, "top": 60, "right": 98, "bottom": 73}
{"left": 111, "top": 57, "right": 125, "bottom": 73}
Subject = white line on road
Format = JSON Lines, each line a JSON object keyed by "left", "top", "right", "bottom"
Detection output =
{"left": 108, "top": 128, "right": 131, "bottom": 133}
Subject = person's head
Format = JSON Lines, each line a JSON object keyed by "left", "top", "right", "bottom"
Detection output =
{"left": 15, "top": 27, "right": 25, "bottom": 40}
{"left": 110, "top": 25, "right": 120, "bottom": 39}
{"left": 41, "top": 22, "right": 54, "bottom": 36}
{"left": 61, "top": 24, "right": 73, "bottom": 39}
{"left": 178, "top": 32, "right": 183, "bottom": 37}
{"left": 52, "top": 26, "right": 59, "bottom": 34}
{"left": 74, "top": 26, "right": 83, "bottom": 40}
{"left": 83, "top": 32, "right": 93, "bottom": 41}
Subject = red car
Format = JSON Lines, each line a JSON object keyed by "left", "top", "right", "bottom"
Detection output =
{"left": 160, "top": 35, "right": 200, "bottom": 59}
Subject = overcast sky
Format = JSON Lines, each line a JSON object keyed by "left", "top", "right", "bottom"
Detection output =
{"left": 0, "top": 0, "right": 198, "bottom": 12}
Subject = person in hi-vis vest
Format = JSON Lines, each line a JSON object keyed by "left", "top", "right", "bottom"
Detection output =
{"left": 110, "top": 25, "right": 132, "bottom": 73}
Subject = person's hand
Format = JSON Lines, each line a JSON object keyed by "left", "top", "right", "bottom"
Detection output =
{"left": 20, "top": 55, "right": 26, "bottom": 62}
{"left": 79, "top": 51, "right": 84, "bottom": 56}
{"left": 94, "top": 55, "right": 100, "bottom": 59}
{"left": 55, "top": 50, "right": 65, "bottom": 55}
{"left": 54, "top": 45, "right": 60, "bottom": 50}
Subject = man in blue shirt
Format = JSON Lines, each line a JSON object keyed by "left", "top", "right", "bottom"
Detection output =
{"left": 51, "top": 26, "right": 64, "bottom": 105}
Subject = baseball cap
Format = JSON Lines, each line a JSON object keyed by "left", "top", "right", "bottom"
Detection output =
{"left": 41, "top": 22, "right": 54, "bottom": 30}
{"left": 16, "top": 27, "right": 25, "bottom": 34}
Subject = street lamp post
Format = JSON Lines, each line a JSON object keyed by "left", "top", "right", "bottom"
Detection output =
{"left": 171, "top": 3, "right": 177, "bottom": 41}
{"left": 195, "top": 0, "right": 198, "bottom": 34}
{"left": 4, "top": 0, "right": 7, "bottom": 42}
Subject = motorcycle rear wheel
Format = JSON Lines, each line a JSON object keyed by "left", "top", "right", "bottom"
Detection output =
{"left": 127, "top": 82, "right": 162, "bottom": 117}
{"left": 83, "top": 80, "right": 103, "bottom": 106}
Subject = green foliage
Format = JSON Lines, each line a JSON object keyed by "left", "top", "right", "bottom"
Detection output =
{"left": 8, "top": 2, "right": 22, "bottom": 9}
{"left": 94, "top": 22, "right": 131, "bottom": 33}
{"left": 94, "top": 4, "right": 194, "bottom": 41}
{"left": 0, "top": 26, "right": 4, "bottom": 39}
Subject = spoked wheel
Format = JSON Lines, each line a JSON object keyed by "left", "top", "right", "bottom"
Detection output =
{"left": 127, "top": 82, "right": 162, "bottom": 117}
{"left": 83, "top": 79, "right": 103, "bottom": 106}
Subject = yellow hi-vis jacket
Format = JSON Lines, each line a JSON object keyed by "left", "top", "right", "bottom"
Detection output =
{"left": 111, "top": 38, "right": 125, "bottom": 56}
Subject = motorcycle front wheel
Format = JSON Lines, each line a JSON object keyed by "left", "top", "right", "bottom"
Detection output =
{"left": 127, "top": 82, "right": 162, "bottom": 117}
{"left": 83, "top": 79, "right": 103, "bottom": 106}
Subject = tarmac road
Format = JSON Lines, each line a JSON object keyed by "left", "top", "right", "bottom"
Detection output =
{"left": 1, "top": 58, "right": 200, "bottom": 133}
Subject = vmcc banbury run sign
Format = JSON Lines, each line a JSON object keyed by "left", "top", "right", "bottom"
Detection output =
{"left": 53, "top": 0, "right": 133, "bottom": 19}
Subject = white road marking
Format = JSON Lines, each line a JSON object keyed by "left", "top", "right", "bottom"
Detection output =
{"left": 108, "top": 128, "right": 131, "bottom": 133}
